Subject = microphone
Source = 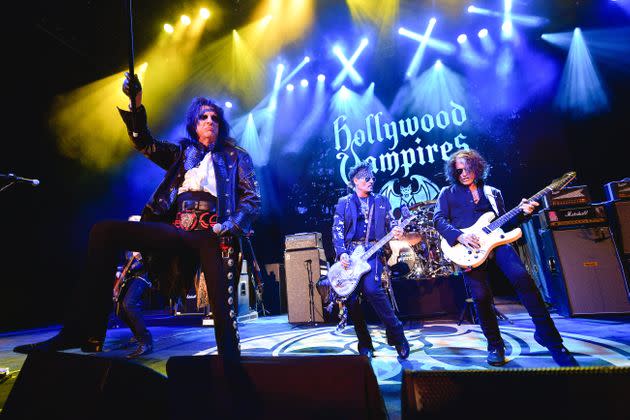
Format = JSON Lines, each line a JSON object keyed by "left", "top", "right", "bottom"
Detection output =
{"left": 0, "top": 173, "right": 40, "bottom": 186}
{"left": 212, "top": 223, "right": 222, "bottom": 234}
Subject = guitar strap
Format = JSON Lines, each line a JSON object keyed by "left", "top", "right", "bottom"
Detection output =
{"left": 364, "top": 200, "right": 374, "bottom": 248}
{"left": 483, "top": 185, "right": 499, "bottom": 215}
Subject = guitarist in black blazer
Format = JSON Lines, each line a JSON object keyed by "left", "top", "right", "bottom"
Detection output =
{"left": 332, "top": 161, "right": 410, "bottom": 359}
{"left": 433, "top": 149, "right": 578, "bottom": 367}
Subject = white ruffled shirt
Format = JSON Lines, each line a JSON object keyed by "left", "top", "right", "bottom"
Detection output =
{"left": 178, "top": 151, "right": 217, "bottom": 196}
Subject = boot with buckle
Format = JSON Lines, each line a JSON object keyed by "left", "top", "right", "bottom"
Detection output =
{"left": 534, "top": 333, "right": 578, "bottom": 367}
{"left": 395, "top": 336, "right": 410, "bottom": 359}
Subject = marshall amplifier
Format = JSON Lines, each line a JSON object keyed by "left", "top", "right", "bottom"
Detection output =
{"left": 285, "top": 232, "right": 323, "bottom": 251}
{"left": 538, "top": 205, "right": 607, "bottom": 230}
{"left": 604, "top": 179, "right": 630, "bottom": 201}
{"left": 542, "top": 185, "right": 591, "bottom": 209}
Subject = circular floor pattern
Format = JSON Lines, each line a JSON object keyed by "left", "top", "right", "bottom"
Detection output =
{"left": 196, "top": 323, "right": 630, "bottom": 384}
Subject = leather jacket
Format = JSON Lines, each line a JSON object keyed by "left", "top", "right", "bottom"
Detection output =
{"left": 118, "top": 105, "right": 261, "bottom": 294}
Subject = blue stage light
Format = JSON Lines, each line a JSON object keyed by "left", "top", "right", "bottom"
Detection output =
{"left": 317, "top": 74, "right": 326, "bottom": 82}
{"left": 332, "top": 38, "right": 369, "bottom": 89}
{"left": 403, "top": 17, "right": 438, "bottom": 79}
{"left": 553, "top": 27, "right": 609, "bottom": 117}
{"left": 300, "top": 79, "right": 309, "bottom": 87}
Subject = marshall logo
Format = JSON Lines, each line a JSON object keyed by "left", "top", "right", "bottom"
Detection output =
{"left": 566, "top": 210, "right": 589, "bottom": 217}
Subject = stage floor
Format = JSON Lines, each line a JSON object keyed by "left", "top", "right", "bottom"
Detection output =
{"left": 2, "top": 300, "right": 630, "bottom": 418}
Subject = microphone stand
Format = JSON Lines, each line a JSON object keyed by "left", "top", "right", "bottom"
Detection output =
{"left": 304, "top": 259, "right": 317, "bottom": 326}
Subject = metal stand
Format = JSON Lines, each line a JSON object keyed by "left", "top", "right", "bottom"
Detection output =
{"left": 243, "top": 234, "right": 269, "bottom": 316}
{"left": 305, "top": 259, "right": 317, "bottom": 326}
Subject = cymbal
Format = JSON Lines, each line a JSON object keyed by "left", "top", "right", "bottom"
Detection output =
{"left": 408, "top": 200, "right": 437, "bottom": 211}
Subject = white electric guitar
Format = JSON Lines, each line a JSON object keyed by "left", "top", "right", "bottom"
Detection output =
{"left": 328, "top": 212, "right": 417, "bottom": 297}
{"left": 440, "top": 171, "right": 576, "bottom": 269}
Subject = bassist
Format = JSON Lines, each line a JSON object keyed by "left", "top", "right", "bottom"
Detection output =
{"left": 433, "top": 149, "right": 577, "bottom": 367}
{"left": 332, "top": 161, "right": 410, "bottom": 359}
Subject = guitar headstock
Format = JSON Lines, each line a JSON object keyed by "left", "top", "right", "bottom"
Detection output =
{"left": 399, "top": 206, "right": 417, "bottom": 227}
{"left": 549, "top": 171, "right": 577, "bottom": 192}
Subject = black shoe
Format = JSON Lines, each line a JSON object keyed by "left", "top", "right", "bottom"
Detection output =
{"left": 487, "top": 346, "right": 507, "bottom": 366}
{"left": 548, "top": 345, "right": 578, "bottom": 367}
{"left": 395, "top": 337, "right": 410, "bottom": 359}
{"left": 125, "top": 341, "right": 153, "bottom": 359}
{"left": 358, "top": 346, "right": 374, "bottom": 359}
{"left": 533, "top": 333, "right": 578, "bottom": 367}
{"left": 13, "top": 333, "right": 102, "bottom": 354}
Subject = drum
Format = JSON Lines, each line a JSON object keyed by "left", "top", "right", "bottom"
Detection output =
{"left": 387, "top": 239, "right": 425, "bottom": 280}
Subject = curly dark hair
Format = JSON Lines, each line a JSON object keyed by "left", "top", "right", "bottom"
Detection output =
{"left": 185, "top": 97, "right": 231, "bottom": 142}
{"left": 347, "top": 160, "right": 374, "bottom": 187}
{"left": 444, "top": 149, "right": 490, "bottom": 185}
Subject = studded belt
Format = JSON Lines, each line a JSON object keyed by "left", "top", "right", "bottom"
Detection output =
{"left": 173, "top": 197, "right": 218, "bottom": 231}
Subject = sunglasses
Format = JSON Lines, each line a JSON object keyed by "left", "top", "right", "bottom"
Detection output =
{"left": 198, "top": 113, "right": 219, "bottom": 123}
{"left": 455, "top": 168, "right": 466, "bottom": 176}
{"left": 362, "top": 176, "right": 375, "bottom": 182}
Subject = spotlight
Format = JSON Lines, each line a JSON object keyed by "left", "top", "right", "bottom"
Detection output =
{"left": 277, "top": 63, "right": 285, "bottom": 72}
{"left": 200, "top": 8, "right": 210, "bottom": 19}
{"left": 181, "top": 15, "right": 191, "bottom": 26}
{"left": 339, "top": 85, "right": 350, "bottom": 100}
{"left": 317, "top": 74, "right": 326, "bottom": 82}
{"left": 435, "top": 59, "right": 443, "bottom": 69}
{"left": 478, "top": 28, "right": 488, "bottom": 38}
{"left": 457, "top": 34, "right": 468, "bottom": 44}
{"left": 164, "top": 23, "right": 174, "bottom": 34}
{"left": 225, "top": 101, "right": 233, "bottom": 109}
{"left": 304, "top": 56, "right": 310, "bottom": 63}
{"left": 300, "top": 79, "right": 309, "bottom": 87}
{"left": 286, "top": 83, "right": 295, "bottom": 91}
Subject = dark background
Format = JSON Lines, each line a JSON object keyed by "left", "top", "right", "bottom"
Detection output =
{"left": 1, "top": 0, "right": 628, "bottom": 331}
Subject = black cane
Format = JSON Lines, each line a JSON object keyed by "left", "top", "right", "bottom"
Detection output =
{"left": 125, "top": 0, "right": 138, "bottom": 125}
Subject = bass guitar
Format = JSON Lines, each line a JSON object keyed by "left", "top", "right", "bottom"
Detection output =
{"left": 440, "top": 171, "right": 576, "bottom": 269}
{"left": 328, "top": 213, "right": 417, "bottom": 297}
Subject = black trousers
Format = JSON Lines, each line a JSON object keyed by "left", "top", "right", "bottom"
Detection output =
{"left": 64, "top": 220, "right": 241, "bottom": 360}
{"left": 118, "top": 277, "right": 151, "bottom": 342}
{"left": 463, "top": 244, "right": 562, "bottom": 350}
{"left": 346, "top": 249, "right": 404, "bottom": 351}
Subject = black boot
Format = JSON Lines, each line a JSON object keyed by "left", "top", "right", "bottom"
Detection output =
{"left": 534, "top": 333, "right": 578, "bottom": 367}
{"left": 395, "top": 336, "right": 410, "bottom": 359}
{"left": 487, "top": 345, "right": 507, "bottom": 366}
{"left": 13, "top": 332, "right": 103, "bottom": 354}
{"left": 126, "top": 331, "right": 153, "bottom": 359}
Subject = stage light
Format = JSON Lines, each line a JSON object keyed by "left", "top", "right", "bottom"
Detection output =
{"left": 339, "top": 85, "right": 351, "bottom": 100}
{"left": 478, "top": 28, "right": 488, "bottom": 38}
{"left": 457, "top": 34, "right": 467, "bottom": 44}
{"left": 225, "top": 101, "right": 233, "bottom": 109}
{"left": 300, "top": 79, "right": 309, "bottom": 87}
{"left": 332, "top": 38, "right": 369, "bottom": 89}
{"left": 403, "top": 17, "right": 438, "bottom": 79}
{"left": 435, "top": 59, "right": 443, "bottom": 70}
{"left": 286, "top": 83, "right": 294, "bottom": 91}
{"left": 468, "top": 3, "right": 547, "bottom": 27}
{"left": 181, "top": 15, "right": 191, "bottom": 26}
{"left": 164, "top": 24, "right": 174, "bottom": 34}
{"left": 277, "top": 63, "right": 285, "bottom": 73}
{"left": 553, "top": 27, "right": 609, "bottom": 117}
{"left": 261, "top": 15, "right": 273, "bottom": 26}
{"left": 200, "top": 8, "right": 210, "bottom": 19}
{"left": 479, "top": 29, "right": 496, "bottom": 54}
{"left": 398, "top": 27, "right": 456, "bottom": 55}
{"left": 317, "top": 74, "right": 326, "bottom": 82}
{"left": 468, "top": 5, "right": 478, "bottom": 13}
{"left": 304, "top": 56, "right": 310, "bottom": 63}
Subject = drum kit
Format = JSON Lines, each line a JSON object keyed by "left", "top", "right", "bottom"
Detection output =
{"left": 387, "top": 200, "right": 456, "bottom": 280}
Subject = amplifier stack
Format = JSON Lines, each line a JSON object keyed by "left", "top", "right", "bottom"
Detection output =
{"left": 536, "top": 179, "right": 630, "bottom": 316}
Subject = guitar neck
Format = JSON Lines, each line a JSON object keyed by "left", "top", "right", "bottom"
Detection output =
{"left": 486, "top": 186, "right": 552, "bottom": 232}
{"left": 361, "top": 230, "right": 396, "bottom": 261}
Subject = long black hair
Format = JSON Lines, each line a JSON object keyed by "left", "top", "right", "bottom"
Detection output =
{"left": 185, "top": 97, "right": 231, "bottom": 142}
{"left": 444, "top": 149, "right": 490, "bottom": 185}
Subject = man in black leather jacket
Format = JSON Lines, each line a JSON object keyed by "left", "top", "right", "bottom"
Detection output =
{"left": 14, "top": 73, "right": 261, "bottom": 361}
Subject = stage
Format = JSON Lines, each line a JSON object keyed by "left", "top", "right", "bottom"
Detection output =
{"left": 2, "top": 299, "right": 629, "bottom": 419}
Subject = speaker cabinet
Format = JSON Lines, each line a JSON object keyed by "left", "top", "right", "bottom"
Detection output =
{"left": 3, "top": 352, "right": 168, "bottom": 419}
{"left": 402, "top": 366, "right": 630, "bottom": 420}
{"left": 166, "top": 355, "right": 387, "bottom": 420}
{"left": 539, "top": 226, "right": 630, "bottom": 316}
{"left": 264, "top": 263, "right": 287, "bottom": 315}
{"left": 605, "top": 200, "right": 630, "bottom": 254}
{"left": 284, "top": 247, "right": 327, "bottom": 323}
